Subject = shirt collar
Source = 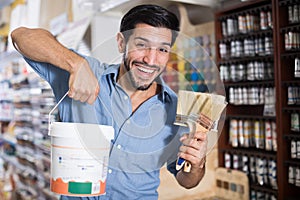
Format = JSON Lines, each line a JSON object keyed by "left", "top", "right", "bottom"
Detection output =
{"left": 102, "top": 64, "right": 175, "bottom": 103}
{"left": 155, "top": 76, "right": 174, "bottom": 103}
{"left": 102, "top": 64, "right": 120, "bottom": 82}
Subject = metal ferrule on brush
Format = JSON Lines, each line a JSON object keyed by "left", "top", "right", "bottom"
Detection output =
{"left": 175, "top": 113, "right": 214, "bottom": 130}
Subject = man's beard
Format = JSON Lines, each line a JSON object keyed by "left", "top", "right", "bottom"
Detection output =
{"left": 123, "top": 54, "right": 154, "bottom": 91}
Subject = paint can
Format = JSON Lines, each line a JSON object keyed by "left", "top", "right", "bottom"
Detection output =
{"left": 49, "top": 122, "right": 113, "bottom": 196}
{"left": 48, "top": 92, "right": 113, "bottom": 196}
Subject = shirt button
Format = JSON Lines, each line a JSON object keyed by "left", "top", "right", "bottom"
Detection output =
{"left": 124, "top": 95, "right": 128, "bottom": 100}
{"left": 108, "top": 169, "right": 112, "bottom": 174}
{"left": 117, "top": 144, "right": 122, "bottom": 149}
{"left": 126, "top": 120, "right": 130, "bottom": 124}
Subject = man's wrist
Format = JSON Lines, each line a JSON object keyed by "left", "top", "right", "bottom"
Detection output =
{"left": 199, "top": 156, "right": 206, "bottom": 169}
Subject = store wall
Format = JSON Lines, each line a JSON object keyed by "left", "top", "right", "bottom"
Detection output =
{"left": 91, "top": 14, "right": 121, "bottom": 64}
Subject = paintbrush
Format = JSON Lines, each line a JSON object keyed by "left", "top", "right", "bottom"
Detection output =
{"left": 175, "top": 90, "right": 227, "bottom": 172}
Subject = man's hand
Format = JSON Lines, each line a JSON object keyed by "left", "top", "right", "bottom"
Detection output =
{"left": 178, "top": 129, "right": 207, "bottom": 171}
{"left": 176, "top": 127, "right": 208, "bottom": 189}
{"left": 68, "top": 58, "right": 100, "bottom": 104}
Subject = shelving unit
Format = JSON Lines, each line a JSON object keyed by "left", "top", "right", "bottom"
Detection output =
{"left": 216, "top": 0, "right": 300, "bottom": 199}
{"left": 0, "top": 58, "right": 59, "bottom": 199}
{"left": 216, "top": 0, "right": 279, "bottom": 199}
{"left": 277, "top": 0, "right": 300, "bottom": 199}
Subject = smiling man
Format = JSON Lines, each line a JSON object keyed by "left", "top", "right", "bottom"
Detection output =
{"left": 11, "top": 4, "right": 207, "bottom": 200}
{"left": 119, "top": 24, "right": 171, "bottom": 90}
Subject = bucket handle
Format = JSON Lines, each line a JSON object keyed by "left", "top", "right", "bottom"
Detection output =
{"left": 48, "top": 90, "right": 114, "bottom": 135}
{"left": 48, "top": 91, "right": 69, "bottom": 134}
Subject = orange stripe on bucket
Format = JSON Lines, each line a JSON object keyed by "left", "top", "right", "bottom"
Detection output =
{"left": 51, "top": 178, "right": 68, "bottom": 194}
{"left": 51, "top": 178, "right": 106, "bottom": 196}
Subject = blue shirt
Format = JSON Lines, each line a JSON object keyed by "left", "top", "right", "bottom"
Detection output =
{"left": 24, "top": 53, "right": 186, "bottom": 200}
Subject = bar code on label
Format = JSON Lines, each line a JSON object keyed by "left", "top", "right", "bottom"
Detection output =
{"left": 92, "top": 182, "right": 100, "bottom": 194}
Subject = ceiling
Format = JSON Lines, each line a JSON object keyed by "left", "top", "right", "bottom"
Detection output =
{"left": 77, "top": 0, "right": 221, "bottom": 13}
{"left": 78, "top": 0, "right": 222, "bottom": 25}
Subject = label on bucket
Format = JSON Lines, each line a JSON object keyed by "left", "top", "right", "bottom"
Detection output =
{"left": 51, "top": 141, "right": 110, "bottom": 195}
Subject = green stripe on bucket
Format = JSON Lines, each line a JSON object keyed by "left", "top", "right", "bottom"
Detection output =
{"left": 68, "top": 182, "right": 92, "bottom": 194}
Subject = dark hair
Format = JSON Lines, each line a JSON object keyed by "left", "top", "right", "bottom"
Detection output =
{"left": 120, "top": 4, "right": 180, "bottom": 46}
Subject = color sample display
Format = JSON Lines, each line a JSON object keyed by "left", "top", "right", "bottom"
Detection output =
{"left": 162, "top": 34, "right": 216, "bottom": 93}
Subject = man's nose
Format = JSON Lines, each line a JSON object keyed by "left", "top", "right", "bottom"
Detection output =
{"left": 143, "top": 47, "right": 157, "bottom": 65}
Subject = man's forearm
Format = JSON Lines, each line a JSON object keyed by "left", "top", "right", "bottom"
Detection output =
{"left": 10, "top": 27, "right": 84, "bottom": 73}
{"left": 11, "top": 27, "right": 99, "bottom": 104}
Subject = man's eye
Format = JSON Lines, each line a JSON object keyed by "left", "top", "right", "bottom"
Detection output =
{"left": 159, "top": 47, "right": 169, "bottom": 53}
{"left": 136, "top": 43, "right": 146, "bottom": 48}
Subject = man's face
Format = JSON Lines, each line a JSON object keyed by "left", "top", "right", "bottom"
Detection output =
{"left": 122, "top": 23, "right": 172, "bottom": 90}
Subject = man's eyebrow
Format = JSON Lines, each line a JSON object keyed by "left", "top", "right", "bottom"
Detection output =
{"left": 134, "top": 37, "right": 171, "bottom": 47}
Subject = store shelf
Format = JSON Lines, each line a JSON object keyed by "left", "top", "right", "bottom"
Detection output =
{"left": 280, "top": 23, "right": 300, "bottom": 32}
{"left": 282, "top": 80, "right": 300, "bottom": 87}
{"left": 215, "top": 0, "right": 284, "bottom": 198}
{"left": 283, "top": 107, "right": 300, "bottom": 112}
{"left": 226, "top": 114, "right": 276, "bottom": 120}
{"left": 0, "top": 52, "right": 57, "bottom": 199}
{"left": 0, "top": 134, "right": 17, "bottom": 146}
{"left": 285, "top": 160, "right": 300, "bottom": 166}
{"left": 219, "top": 29, "right": 273, "bottom": 42}
{"left": 222, "top": 148, "right": 277, "bottom": 158}
{"left": 281, "top": 51, "right": 300, "bottom": 58}
{"left": 284, "top": 134, "right": 300, "bottom": 140}
{"left": 0, "top": 51, "right": 22, "bottom": 68}
{"left": 218, "top": 55, "right": 273, "bottom": 65}
{"left": 250, "top": 184, "right": 278, "bottom": 196}
{"left": 218, "top": 1, "right": 272, "bottom": 19}
{"left": 223, "top": 80, "right": 274, "bottom": 87}
{"left": 279, "top": 0, "right": 300, "bottom": 6}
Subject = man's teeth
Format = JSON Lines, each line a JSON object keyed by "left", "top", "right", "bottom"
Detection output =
{"left": 138, "top": 67, "right": 155, "bottom": 74}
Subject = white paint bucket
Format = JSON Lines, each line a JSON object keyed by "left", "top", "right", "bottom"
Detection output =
{"left": 48, "top": 92, "right": 113, "bottom": 196}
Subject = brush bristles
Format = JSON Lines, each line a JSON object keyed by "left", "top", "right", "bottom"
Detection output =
{"left": 176, "top": 90, "right": 227, "bottom": 122}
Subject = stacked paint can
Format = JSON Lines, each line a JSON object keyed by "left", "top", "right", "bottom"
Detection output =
{"left": 229, "top": 118, "right": 277, "bottom": 151}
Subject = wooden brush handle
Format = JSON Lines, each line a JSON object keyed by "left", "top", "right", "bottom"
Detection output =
{"left": 183, "top": 121, "right": 209, "bottom": 172}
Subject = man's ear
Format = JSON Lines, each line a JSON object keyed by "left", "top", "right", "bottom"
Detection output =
{"left": 117, "top": 32, "right": 126, "bottom": 53}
